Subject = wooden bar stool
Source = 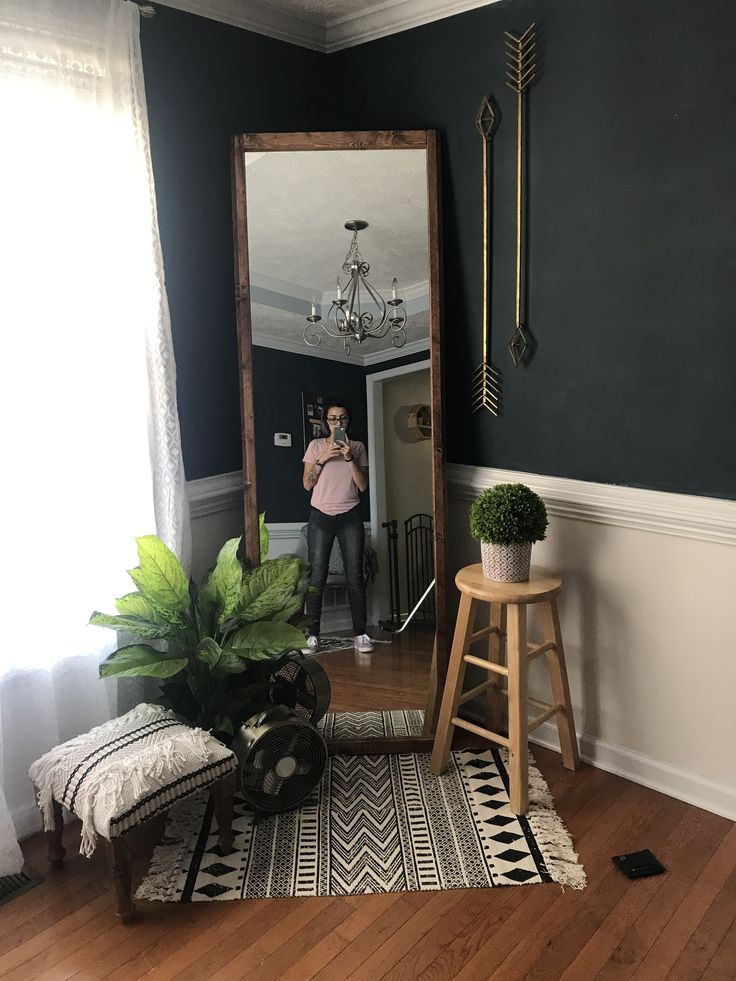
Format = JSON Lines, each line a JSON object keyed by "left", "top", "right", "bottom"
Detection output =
{"left": 431, "top": 564, "right": 580, "bottom": 814}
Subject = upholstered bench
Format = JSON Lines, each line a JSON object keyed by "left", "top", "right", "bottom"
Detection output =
{"left": 29, "top": 703, "right": 237, "bottom": 923}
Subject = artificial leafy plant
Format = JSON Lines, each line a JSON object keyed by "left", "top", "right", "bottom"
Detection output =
{"left": 469, "top": 482, "right": 548, "bottom": 545}
{"left": 91, "top": 527, "right": 311, "bottom": 737}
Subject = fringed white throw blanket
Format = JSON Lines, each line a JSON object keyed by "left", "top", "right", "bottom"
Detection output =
{"left": 137, "top": 710, "right": 585, "bottom": 901}
{"left": 28, "top": 704, "right": 237, "bottom": 858}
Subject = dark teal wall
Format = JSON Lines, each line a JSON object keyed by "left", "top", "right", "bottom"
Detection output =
{"left": 140, "top": 5, "right": 339, "bottom": 480}
{"left": 142, "top": 0, "right": 736, "bottom": 499}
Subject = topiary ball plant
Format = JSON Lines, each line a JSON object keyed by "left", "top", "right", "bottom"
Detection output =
{"left": 469, "top": 483, "right": 548, "bottom": 545}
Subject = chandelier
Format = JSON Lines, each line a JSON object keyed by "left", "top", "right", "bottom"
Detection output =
{"left": 304, "top": 220, "right": 407, "bottom": 357}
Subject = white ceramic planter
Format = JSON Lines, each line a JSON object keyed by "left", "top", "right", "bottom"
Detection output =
{"left": 480, "top": 541, "right": 532, "bottom": 582}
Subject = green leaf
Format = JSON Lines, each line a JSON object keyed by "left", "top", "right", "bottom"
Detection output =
{"left": 89, "top": 611, "right": 174, "bottom": 640}
{"left": 128, "top": 536, "right": 190, "bottom": 615}
{"left": 239, "top": 557, "right": 301, "bottom": 621}
{"left": 227, "top": 621, "right": 306, "bottom": 660}
{"left": 196, "top": 538, "right": 244, "bottom": 633}
{"left": 259, "top": 512, "right": 269, "bottom": 563}
{"left": 115, "top": 592, "right": 158, "bottom": 619}
{"left": 99, "top": 644, "right": 187, "bottom": 679}
{"left": 269, "top": 593, "right": 304, "bottom": 623}
{"left": 196, "top": 637, "right": 247, "bottom": 675}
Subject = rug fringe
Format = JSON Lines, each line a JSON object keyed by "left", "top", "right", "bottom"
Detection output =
{"left": 524, "top": 753, "right": 587, "bottom": 890}
{"left": 134, "top": 793, "right": 206, "bottom": 901}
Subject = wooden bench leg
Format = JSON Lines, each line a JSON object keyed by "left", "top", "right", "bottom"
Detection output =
{"left": 46, "top": 797, "right": 66, "bottom": 869}
{"left": 106, "top": 838, "right": 134, "bottom": 924}
{"left": 541, "top": 597, "right": 580, "bottom": 771}
{"left": 507, "top": 603, "right": 529, "bottom": 814}
{"left": 211, "top": 771, "right": 236, "bottom": 854}
{"left": 431, "top": 592, "right": 476, "bottom": 774}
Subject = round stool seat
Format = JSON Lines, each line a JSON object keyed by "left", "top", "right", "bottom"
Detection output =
{"left": 455, "top": 564, "right": 562, "bottom": 604}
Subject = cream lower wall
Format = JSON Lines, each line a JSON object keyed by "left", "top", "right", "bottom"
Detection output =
{"left": 448, "top": 466, "right": 736, "bottom": 820}
{"left": 189, "top": 468, "right": 736, "bottom": 819}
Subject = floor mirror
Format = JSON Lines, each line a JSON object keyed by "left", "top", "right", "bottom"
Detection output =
{"left": 231, "top": 131, "right": 447, "bottom": 754}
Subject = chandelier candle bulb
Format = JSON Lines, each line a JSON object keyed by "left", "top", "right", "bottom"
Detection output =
{"left": 311, "top": 298, "right": 317, "bottom": 317}
{"left": 336, "top": 277, "right": 342, "bottom": 301}
{"left": 392, "top": 277, "right": 398, "bottom": 300}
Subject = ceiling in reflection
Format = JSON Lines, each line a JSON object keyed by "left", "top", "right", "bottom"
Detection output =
{"left": 245, "top": 149, "right": 429, "bottom": 364}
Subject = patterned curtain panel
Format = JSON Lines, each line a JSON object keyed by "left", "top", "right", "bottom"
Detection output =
{"left": 0, "top": 0, "right": 190, "bottom": 872}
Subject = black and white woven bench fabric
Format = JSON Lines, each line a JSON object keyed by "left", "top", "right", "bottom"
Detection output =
{"left": 28, "top": 703, "right": 237, "bottom": 857}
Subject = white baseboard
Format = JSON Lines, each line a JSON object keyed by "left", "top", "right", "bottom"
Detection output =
{"left": 462, "top": 706, "right": 735, "bottom": 822}
{"left": 530, "top": 721, "right": 736, "bottom": 823}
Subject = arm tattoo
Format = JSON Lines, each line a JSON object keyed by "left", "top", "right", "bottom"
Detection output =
{"left": 306, "top": 465, "right": 320, "bottom": 487}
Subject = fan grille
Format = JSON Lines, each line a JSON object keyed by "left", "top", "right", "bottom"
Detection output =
{"left": 238, "top": 714, "right": 327, "bottom": 813}
{"left": 268, "top": 653, "right": 331, "bottom": 724}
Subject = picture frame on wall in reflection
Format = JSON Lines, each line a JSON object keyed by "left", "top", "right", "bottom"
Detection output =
{"left": 230, "top": 130, "right": 448, "bottom": 755}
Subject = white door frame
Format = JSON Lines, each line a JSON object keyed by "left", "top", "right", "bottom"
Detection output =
{"left": 365, "top": 358, "right": 431, "bottom": 626}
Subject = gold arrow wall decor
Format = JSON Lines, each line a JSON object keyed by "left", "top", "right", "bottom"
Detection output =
{"left": 505, "top": 22, "right": 537, "bottom": 366}
{"left": 472, "top": 94, "right": 501, "bottom": 415}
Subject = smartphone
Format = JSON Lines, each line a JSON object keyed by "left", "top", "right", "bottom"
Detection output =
{"left": 333, "top": 426, "right": 346, "bottom": 445}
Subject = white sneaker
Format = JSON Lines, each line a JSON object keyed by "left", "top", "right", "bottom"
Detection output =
{"left": 353, "top": 634, "right": 374, "bottom": 654}
{"left": 305, "top": 635, "right": 320, "bottom": 655}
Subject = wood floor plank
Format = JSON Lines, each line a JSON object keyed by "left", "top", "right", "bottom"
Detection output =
{"left": 279, "top": 895, "right": 402, "bottom": 981}
{"left": 311, "top": 894, "right": 422, "bottom": 980}
{"left": 486, "top": 783, "right": 676, "bottom": 981}
{"left": 703, "top": 916, "right": 736, "bottom": 980}
{"left": 238, "top": 899, "right": 353, "bottom": 980}
{"left": 346, "top": 887, "right": 467, "bottom": 980}
{"left": 594, "top": 808, "right": 736, "bottom": 980}
{"left": 629, "top": 825, "right": 736, "bottom": 980}
{"left": 378, "top": 884, "right": 518, "bottom": 980}
{"left": 449, "top": 781, "right": 656, "bottom": 979}
{"left": 207, "top": 896, "right": 333, "bottom": 980}
{"left": 667, "top": 864, "right": 736, "bottom": 980}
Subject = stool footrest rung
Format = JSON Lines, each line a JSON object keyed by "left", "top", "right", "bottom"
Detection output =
{"left": 451, "top": 716, "right": 510, "bottom": 748}
{"left": 457, "top": 679, "right": 498, "bottom": 706}
{"left": 527, "top": 640, "right": 555, "bottom": 660}
{"left": 469, "top": 624, "right": 502, "bottom": 643}
{"left": 462, "top": 653, "right": 509, "bottom": 676}
{"left": 528, "top": 703, "right": 564, "bottom": 731}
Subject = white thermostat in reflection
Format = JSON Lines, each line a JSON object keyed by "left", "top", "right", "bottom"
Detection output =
{"left": 274, "top": 433, "right": 292, "bottom": 447}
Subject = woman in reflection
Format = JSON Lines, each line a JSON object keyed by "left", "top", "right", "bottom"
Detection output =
{"left": 302, "top": 401, "right": 374, "bottom": 655}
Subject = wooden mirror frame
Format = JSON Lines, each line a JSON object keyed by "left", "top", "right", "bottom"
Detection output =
{"left": 230, "top": 130, "right": 447, "bottom": 754}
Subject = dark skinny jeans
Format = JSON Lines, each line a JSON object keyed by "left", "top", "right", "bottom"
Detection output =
{"left": 306, "top": 505, "right": 366, "bottom": 637}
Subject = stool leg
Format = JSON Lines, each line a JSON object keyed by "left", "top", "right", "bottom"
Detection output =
{"left": 431, "top": 592, "right": 476, "bottom": 774}
{"left": 211, "top": 771, "right": 236, "bottom": 854}
{"left": 46, "top": 797, "right": 66, "bottom": 869}
{"left": 106, "top": 838, "right": 134, "bottom": 924}
{"left": 540, "top": 597, "right": 580, "bottom": 771}
{"left": 507, "top": 603, "right": 529, "bottom": 815}
{"left": 486, "top": 602, "right": 507, "bottom": 732}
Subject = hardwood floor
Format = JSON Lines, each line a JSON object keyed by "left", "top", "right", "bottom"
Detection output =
{"left": 5, "top": 633, "right": 734, "bottom": 980}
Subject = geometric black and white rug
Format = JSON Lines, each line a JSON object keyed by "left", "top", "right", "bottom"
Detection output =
{"left": 136, "top": 711, "right": 585, "bottom": 903}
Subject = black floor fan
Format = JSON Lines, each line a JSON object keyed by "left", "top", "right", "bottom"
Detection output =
{"left": 232, "top": 651, "right": 331, "bottom": 817}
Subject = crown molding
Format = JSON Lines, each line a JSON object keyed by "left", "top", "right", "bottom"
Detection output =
{"left": 325, "top": 0, "right": 502, "bottom": 52}
{"left": 151, "top": 0, "right": 502, "bottom": 53}
{"left": 252, "top": 330, "right": 429, "bottom": 366}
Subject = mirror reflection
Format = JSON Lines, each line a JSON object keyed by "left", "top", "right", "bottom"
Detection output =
{"left": 244, "top": 148, "right": 434, "bottom": 719}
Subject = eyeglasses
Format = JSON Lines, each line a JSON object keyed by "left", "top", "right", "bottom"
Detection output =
{"left": 326, "top": 414, "right": 349, "bottom": 423}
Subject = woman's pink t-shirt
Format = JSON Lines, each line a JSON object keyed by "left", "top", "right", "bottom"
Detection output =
{"left": 303, "top": 438, "right": 368, "bottom": 515}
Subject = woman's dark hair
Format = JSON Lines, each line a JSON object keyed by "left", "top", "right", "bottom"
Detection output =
{"left": 319, "top": 401, "right": 351, "bottom": 438}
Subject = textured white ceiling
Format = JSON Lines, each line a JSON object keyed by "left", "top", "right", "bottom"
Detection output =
{"left": 245, "top": 148, "right": 429, "bottom": 360}
{"left": 247, "top": 0, "right": 398, "bottom": 24}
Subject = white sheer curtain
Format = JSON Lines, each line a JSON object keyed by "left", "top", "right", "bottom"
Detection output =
{"left": 0, "top": 0, "right": 190, "bottom": 873}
